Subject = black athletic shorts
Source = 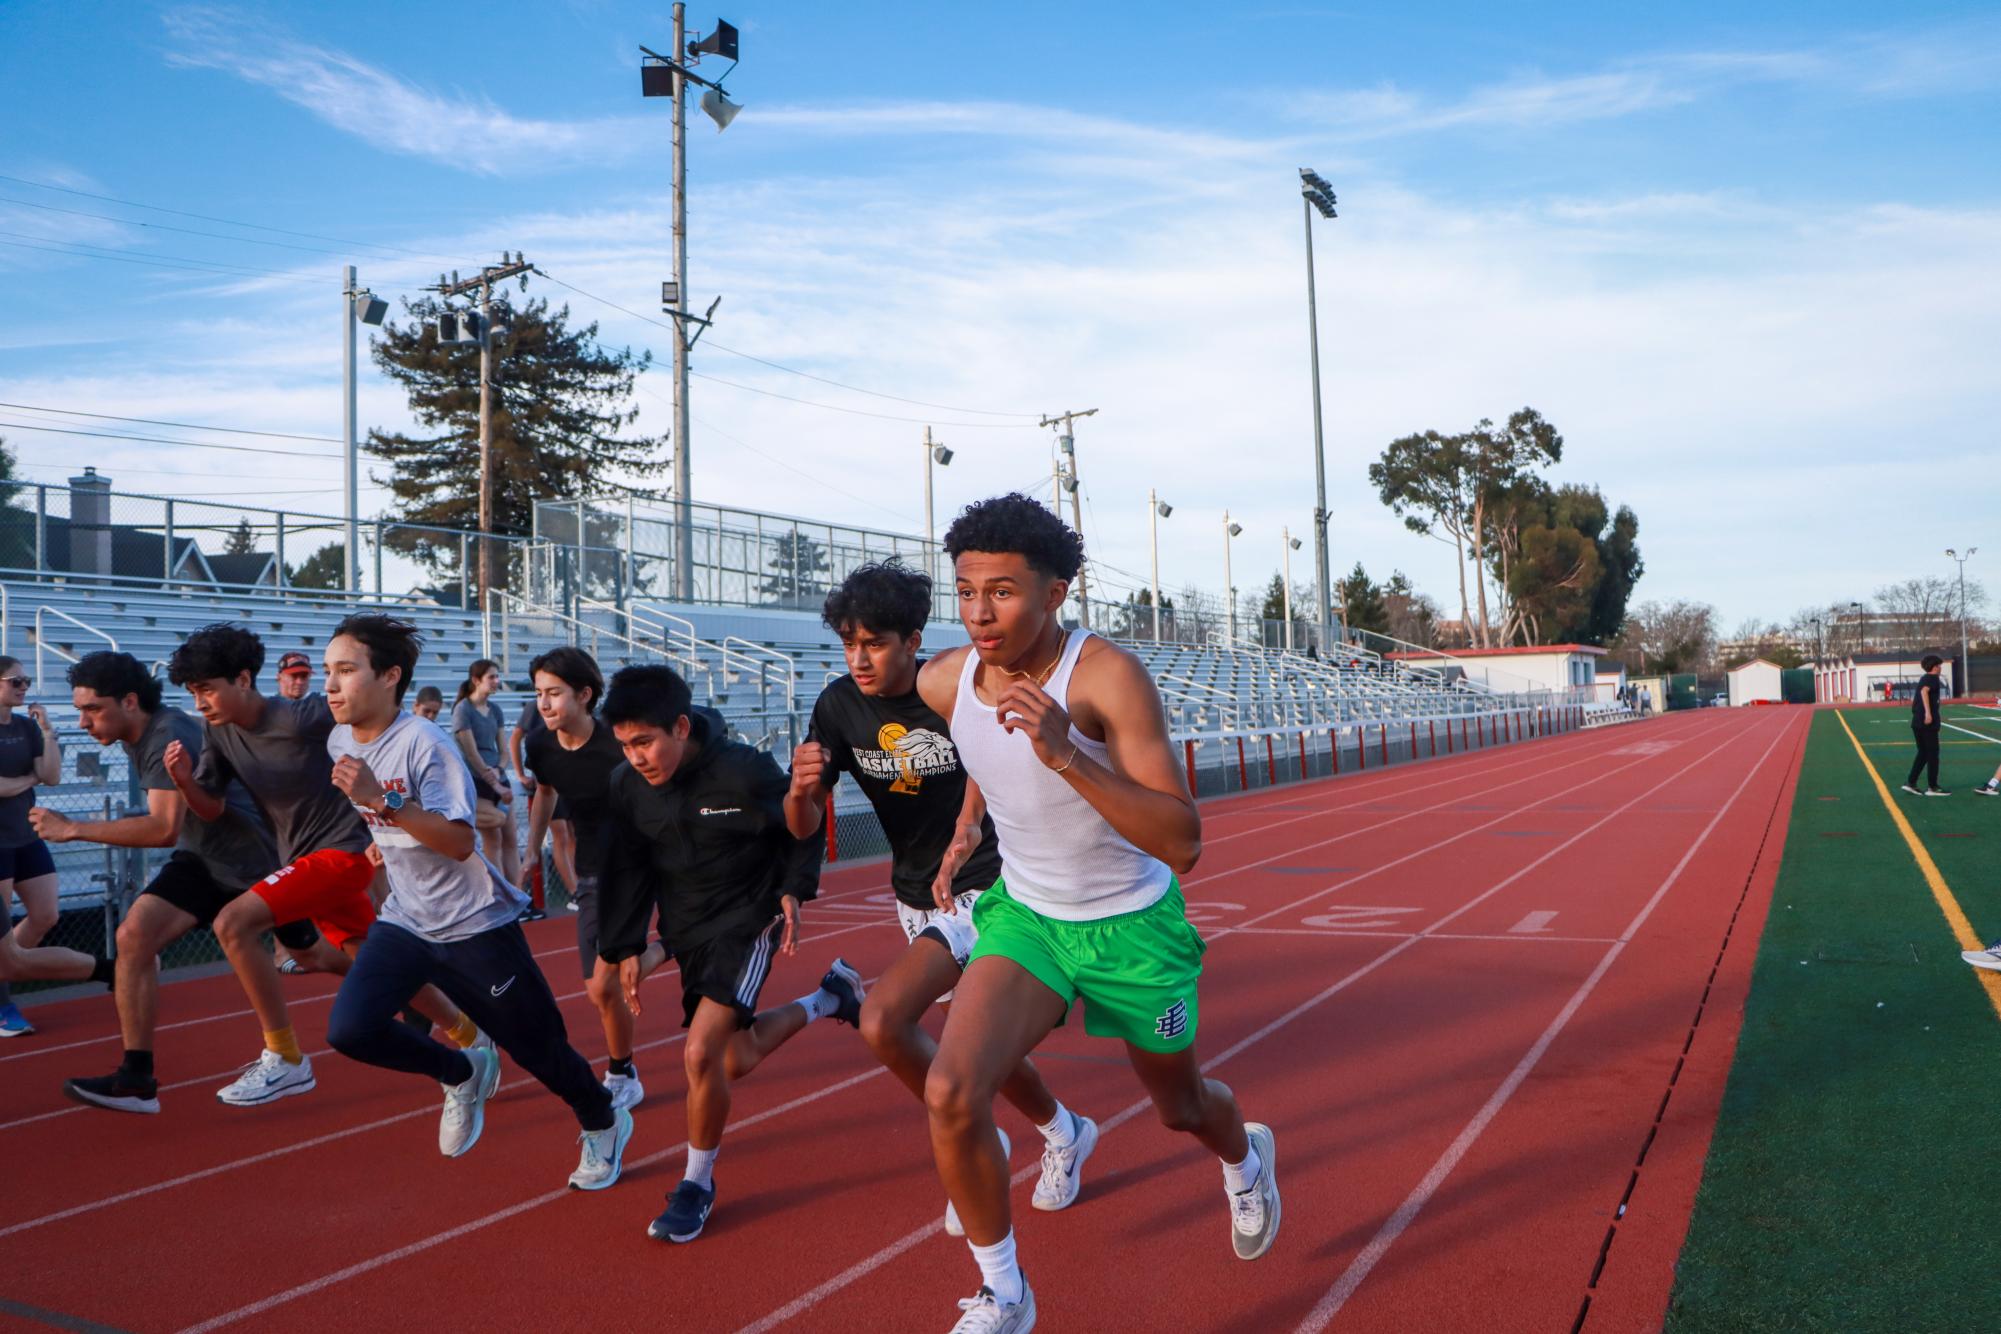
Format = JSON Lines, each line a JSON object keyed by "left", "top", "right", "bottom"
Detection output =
{"left": 0, "top": 839, "right": 56, "bottom": 884}
{"left": 674, "top": 914, "right": 784, "bottom": 1030}
{"left": 142, "top": 851, "right": 319, "bottom": 950}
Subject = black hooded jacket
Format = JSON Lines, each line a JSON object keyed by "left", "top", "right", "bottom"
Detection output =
{"left": 596, "top": 707, "right": 823, "bottom": 963}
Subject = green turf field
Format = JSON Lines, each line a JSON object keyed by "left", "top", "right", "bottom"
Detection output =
{"left": 1667, "top": 704, "right": 2001, "bottom": 1332}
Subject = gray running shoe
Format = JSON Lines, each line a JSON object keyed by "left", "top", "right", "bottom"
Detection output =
{"left": 1230, "top": 1122, "right": 1281, "bottom": 1261}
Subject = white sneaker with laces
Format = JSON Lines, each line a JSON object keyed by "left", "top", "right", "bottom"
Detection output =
{"left": 1977, "top": 781, "right": 2000, "bottom": 797}
{"left": 1963, "top": 941, "right": 2001, "bottom": 971}
{"left": 439, "top": 1044, "right": 501, "bottom": 1157}
{"left": 1229, "top": 1122, "right": 1281, "bottom": 1260}
{"left": 215, "top": 1050, "right": 316, "bottom": 1106}
{"left": 568, "top": 1106, "right": 634, "bottom": 1190}
{"left": 948, "top": 1281, "right": 1036, "bottom": 1333}
{"left": 604, "top": 1068, "right": 644, "bottom": 1111}
{"left": 1031, "top": 1113, "right": 1099, "bottom": 1212}
{"left": 944, "top": 1127, "right": 1009, "bottom": 1237}
{"left": 1901, "top": 784, "right": 1924, "bottom": 796}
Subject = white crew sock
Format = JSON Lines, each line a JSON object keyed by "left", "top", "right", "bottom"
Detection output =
{"left": 1222, "top": 1143, "right": 1263, "bottom": 1195}
{"left": 1035, "top": 1103, "right": 1076, "bottom": 1150}
{"left": 794, "top": 987, "right": 837, "bottom": 1022}
{"left": 684, "top": 1145, "right": 719, "bottom": 1190}
{"left": 969, "top": 1231, "right": 1024, "bottom": 1306}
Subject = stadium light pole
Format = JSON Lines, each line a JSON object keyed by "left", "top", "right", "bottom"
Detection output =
{"left": 642, "top": 10, "right": 741, "bottom": 602}
{"left": 1223, "top": 512, "right": 1244, "bottom": 646}
{"left": 1149, "top": 490, "right": 1173, "bottom": 641}
{"left": 1948, "top": 547, "right": 1977, "bottom": 697}
{"left": 1299, "top": 168, "right": 1338, "bottom": 655}
{"left": 923, "top": 427, "right": 952, "bottom": 587}
{"left": 341, "top": 267, "right": 387, "bottom": 592}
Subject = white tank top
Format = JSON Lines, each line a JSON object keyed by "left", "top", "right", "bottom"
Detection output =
{"left": 951, "top": 629, "right": 1174, "bottom": 921}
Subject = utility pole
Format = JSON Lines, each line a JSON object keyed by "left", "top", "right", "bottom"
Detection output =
{"left": 1948, "top": 548, "right": 1978, "bottom": 697}
{"left": 1042, "top": 408, "right": 1098, "bottom": 629}
{"left": 435, "top": 254, "right": 533, "bottom": 610}
{"left": 921, "top": 427, "right": 953, "bottom": 589}
{"left": 1223, "top": 511, "right": 1243, "bottom": 646}
{"left": 1149, "top": 489, "right": 1172, "bottom": 642}
{"left": 342, "top": 266, "right": 361, "bottom": 591}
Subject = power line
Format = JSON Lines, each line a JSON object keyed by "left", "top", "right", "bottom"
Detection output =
{"left": 0, "top": 195, "right": 430, "bottom": 264}
{"left": 0, "top": 422, "right": 340, "bottom": 464}
{"left": 0, "top": 172, "right": 469, "bottom": 265}
{"left": 538, "top": 269, "right": 1041, "bottom": 424}
{"left": 0, "top": 402, "right": 341, "bottom": 444}
{"left": 0, "top": 234, "right": 320, "bottom": 284}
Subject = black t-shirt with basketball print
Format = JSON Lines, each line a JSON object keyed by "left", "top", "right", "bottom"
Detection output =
{"left": 807, "top": 672, "right": 1002, "bottom": 911}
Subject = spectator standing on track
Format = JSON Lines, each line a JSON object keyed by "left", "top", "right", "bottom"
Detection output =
{"left": 0, "top": 657, "right": 66, "bottom": 1037}
{"left": 275, "top": 651, "right": 313, "bottom": 701}
{"left": 784, "top": 560, "right": 1099, "bottom": 1240}
{"left": 597, "top": 664, "right": 860, "bottom": 1244}
{"left": 413, "top": 686, "right": 444, "bottom": 723}
{"left": 513, "top": 695, "right": 576, "bottom": 911}
{"left": 47, "top": 651, "right": 284, "bottom": 1112}
{"left": 1901, "top": 654, "right": 1950, "bottom": 797}
{"left": 452, "top": 660, "right": 529, "bottom": 915}
{"left": 914, "top": 495, "right": 1279, "bottom": 1333}
{"left": 319, "top": 614, "right": 630, "bottom": 1189}
{"left": 523, "top": 647, "right": 659, "bottom": 1110}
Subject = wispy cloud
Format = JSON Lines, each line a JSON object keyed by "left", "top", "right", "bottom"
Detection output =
{"left": 162, "top": 7, "right": 648, "bottom": 173}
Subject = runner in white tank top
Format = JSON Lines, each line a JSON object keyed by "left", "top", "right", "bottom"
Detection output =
{"left": 915, "top": 493, "right": 1280, "bottom": 1334}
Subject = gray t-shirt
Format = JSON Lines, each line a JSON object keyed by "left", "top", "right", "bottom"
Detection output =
{"left": 329, "top": 711, "right": 526, "bottom": 942}
{"left": 131, "top": 706, "right": 276, "bottom": 890}
{"left": 193, "top": 694, "right": 370, "bottom": 864}
{"left": 0, "top": 714, "right": 44, "bottom": 849}
{"left": 452, "top": 697, "right": 505, "bottom": 770}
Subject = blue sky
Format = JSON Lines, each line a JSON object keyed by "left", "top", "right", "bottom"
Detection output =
{"left": 2, "top": 1, "right": 1997, "bottom": 629}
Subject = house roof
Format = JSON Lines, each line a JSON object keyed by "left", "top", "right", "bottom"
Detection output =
{"left": 1386, "top": 643, "right": 1606, "bottom": 661}
{"left": 1728, "top": 658, "right": 1784, "bottom": 673}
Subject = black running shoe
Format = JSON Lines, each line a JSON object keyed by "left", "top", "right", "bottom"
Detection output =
{"left": 65, "top": 1069, "right": 161, "bottom": 1115}
{"left": 648, "top": 1179, "right": 717, "bottom": 1243}
{"left": 519, "top": 907, "right": 548, "bottom": 922}
{"left": 819, "top": 958, "right": 866, "bottom": 1027}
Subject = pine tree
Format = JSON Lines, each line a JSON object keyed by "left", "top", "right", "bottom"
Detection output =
{"left": 224, "top": 518, "right": 256, "bottom": 556}
{"left": 367, "top": 296, "right": 668, "bottom": 595}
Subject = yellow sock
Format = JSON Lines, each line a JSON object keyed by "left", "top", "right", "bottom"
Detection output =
{"left": 446, "top": 1013, "right": 479, "bottom": 1049}
{"left": 264, "top": 1027, "right": 303, "bottom": 1065}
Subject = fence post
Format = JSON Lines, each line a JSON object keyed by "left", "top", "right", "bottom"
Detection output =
{"left": 1429, "top": 719, "right": 1436, "bottom": 757}
{"left": 823, "top": 794, "right": 838, "bottom": 862}
{"left": 275, "top": 510, "right": 287, "bottom": 587}
{"left": 1356, "top": 726, "right": 1364, "bottom": 771}
{"left": 1409, "top": 720, "right": 1417, "bottom": 757}
{"left": 34, "top": 485, "right": 45, "bottom": 575}
{"left": 1235, "top": 736, "right": 1248, "bottom": 790}
{"left": 162, "top": 498, "right": 175, "bottom": 585}
{"left": 1379, "top": 723, "right": 1389, "bottom": 767}
{"left": 1264, "top": 734, "right": 1276, "bottom": 784}
{"left": 1184, "top": 739, "right": 1197, "bottom": 794}
{"left": 460, "top": 532, "right": 472, "bottom": 610}
{"left": 1298, "top": 731, "right": 1307, "bottom": 778}
{"left": 1332, "top": 728, "right": 1341, "bottom": 775}
{"left": 373, "top": 522, "right": 384, "bottom": 597}
{"left": 625, "top": 495, "right": 636, "bottom": 602}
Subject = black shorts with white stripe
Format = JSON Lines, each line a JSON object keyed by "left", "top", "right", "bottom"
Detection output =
{"left": 673, "top": 914, "right": 785, "bottom": 1029}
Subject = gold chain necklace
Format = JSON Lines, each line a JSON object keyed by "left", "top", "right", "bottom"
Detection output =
{"left": 997, "top": 636, "right": 1065, "bottom": 688}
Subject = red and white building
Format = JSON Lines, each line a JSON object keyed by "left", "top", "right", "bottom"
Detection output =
{"left": 1387, "top": 644, "right": 1605, "bottom": 698}
{"left": 1814, "top": 652, "right": 1954, "bottom": 703}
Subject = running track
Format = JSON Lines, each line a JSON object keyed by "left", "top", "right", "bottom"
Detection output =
{"left": 0, "top": 707, "right": 1807, "bottom": 1333}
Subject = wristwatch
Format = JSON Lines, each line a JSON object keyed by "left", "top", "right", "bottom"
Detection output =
{"left": 378, "top": 789, "right": 407, "bottom": 820}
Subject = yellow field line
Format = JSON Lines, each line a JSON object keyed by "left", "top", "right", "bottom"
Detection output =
{"left": 1835, "top": 710, "right": 2001, "bottom": 1023}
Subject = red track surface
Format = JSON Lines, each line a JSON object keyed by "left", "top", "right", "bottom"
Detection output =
{"left": 0, "top": 707, "right": 1808, "bottom": 1334}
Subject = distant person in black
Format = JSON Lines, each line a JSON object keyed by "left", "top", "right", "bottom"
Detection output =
{"left": 783, "top": 560, "right": 1097, "bottom": 1239}
{"left": 522, "top": 646, "right": 661, "bottom": 1114}
{"left": 597, "top": 665, "right": 858, "bottom": 1246}
{"left": 1903, "top": 653, "right": 1949, "bottom": 797}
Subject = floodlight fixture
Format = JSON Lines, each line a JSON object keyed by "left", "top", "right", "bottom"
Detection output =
{"left": 701, "top": 86, "right": 742, "bottom": 131}
{"left": 356, "top": 293, "right": 388, "bottom": 326}
{"left": 932, "top": 444, "right": 954, "bottom": 466}
{"left": 1227, "top": 522, "right": 1243, "bottom": 538}
{"left": 1288, "top": 536, "right": 1303, "bottom": 550}
{"left": 1060, "top": 475, "right": 1079, "bottom": 494}
{"left": 1300, "top": 167, "right": 1338, "bottom": 218}
{"left": 1155, "top": 500, "right": 1173, "bottom": 519}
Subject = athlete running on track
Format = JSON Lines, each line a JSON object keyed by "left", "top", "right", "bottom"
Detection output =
{"left": 320, "top": 614, "right": 630, "bottom": 1189}
{"left": 0, "top": 655, "right": 67, "bottom": 1037}
{"left": 784, "top": 560, "right": 1098, "bottom": 1237}
{"left": 915, "top": 494, "right": 1279, "bottom": 1333}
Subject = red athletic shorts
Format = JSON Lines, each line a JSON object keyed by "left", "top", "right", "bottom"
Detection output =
{"left": 251, "top": 848, "right": 378, "bottom": 952}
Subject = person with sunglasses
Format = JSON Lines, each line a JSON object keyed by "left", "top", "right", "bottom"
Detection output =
{"left": 0, "top": 658, "right": 64, "bottom": 1037}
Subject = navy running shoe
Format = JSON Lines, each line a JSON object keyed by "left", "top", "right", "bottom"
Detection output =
{"left": 820, "top": 958, "right": 865, "bottom": 1027}
{"left": 648, "top": 1179, "right": 717, "bottom": 1243}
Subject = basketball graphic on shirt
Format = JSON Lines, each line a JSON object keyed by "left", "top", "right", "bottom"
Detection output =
{"left": 873, "top": 723, "right": 958, "bottom": 794}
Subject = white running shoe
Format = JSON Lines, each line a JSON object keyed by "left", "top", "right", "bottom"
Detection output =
{"left": 604, "top": 1068, "right": 644, "bottom": 1111}
{"left": 568, "top": 1105, "right": 634, "bottom": 1190}
{"left": 948, "top": 1281, "right": 1036, "bottom": 1333}
{"left": 215, "top": 1050, "right": 316, "bottom": 1107}
{"left": 1900, "top": 784, "right": 1924, "bottom": 796}
{"left": 1963, "top": 941, "right": 2001, "bottom": 971}
{"left": 1230, "top": 1122, "right": 1282, "bottom": 1260}
{"left": 1976, "top": 781, "right": 2000, "bottom": 797}
{"left": 1031, "top": 1113, "right": 1099, "bottom": 1213}
{"left": 439, "top": 1044, "right": 501, "bottom": 1158}
{"left": 944, "top": 1128, "right": 1009, "bottom": 1237}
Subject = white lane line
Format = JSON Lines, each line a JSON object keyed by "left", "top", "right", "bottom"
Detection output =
{"left": 731, "top": 712, "right": 1784, "bottom": 1331}
{"left": 1292, "top": 711, "right": 1801, "bottom": 1331}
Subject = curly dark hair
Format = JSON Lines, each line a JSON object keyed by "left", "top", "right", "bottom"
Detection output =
{"left": 822, "top": 560, "right": 932, "bottom": 640}
{"left": 333, "top": 614, "right": 423, "bottom": 703}
{"left": 601, "top": 664, "right": 693, "bottom": 730}
{"left": 942, "top": 493, "right": 1083, "bottom": 580}
{"left": 167, "top": 623, "right": 265, "bottom": 688}
{"left": 529, "top": 646, "right": 605, "bottom": 713}
{"left": 69, "top": 651, "right": 163, "bottom": 712}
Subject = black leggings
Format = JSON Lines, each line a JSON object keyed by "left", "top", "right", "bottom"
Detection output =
{"left": 1909, "top": 725, "right": 1942, "bottom": 789}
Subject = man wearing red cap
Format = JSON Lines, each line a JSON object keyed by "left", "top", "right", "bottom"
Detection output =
{"left": 276, "top": 652, "right": 313, "bottom": 702}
